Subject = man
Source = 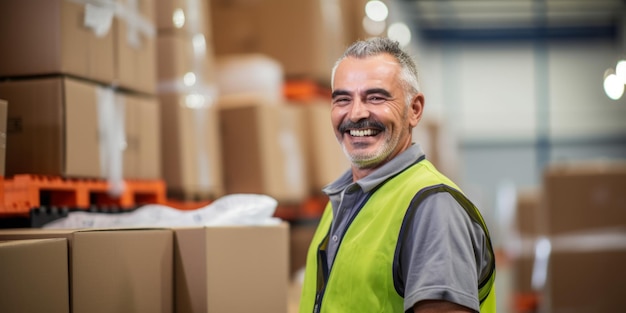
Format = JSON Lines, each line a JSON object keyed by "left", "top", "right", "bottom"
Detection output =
{"left": 299, "top": 37, "right": 496, "bottom": 313}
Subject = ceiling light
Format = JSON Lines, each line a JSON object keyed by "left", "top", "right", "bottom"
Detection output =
{"left": 603, "top": 69, "right": 624, "bottom": 100}
{"left": 184, "top": 72, "right": 197, "bottom": 87}
{"left": 365, "top": 1, "right": 388, "bottom": 22}
{"left": 387, "top": 22, "right": 411, "bottom": 47}
{"left": 615, "top": 59, "right": 626, "bottom": 84}
{"left": 172, "top": 8, "right": 185, "bottom": 28}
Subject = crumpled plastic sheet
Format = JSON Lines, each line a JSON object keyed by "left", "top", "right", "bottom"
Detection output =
{"left": 43, "top": 194, "right": 281, "bottom": 229}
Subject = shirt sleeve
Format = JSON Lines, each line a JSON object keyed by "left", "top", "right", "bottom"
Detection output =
{"left": 400, "top": 191, "right": 491, "bottom": 313}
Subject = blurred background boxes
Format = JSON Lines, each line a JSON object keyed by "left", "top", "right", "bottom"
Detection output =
{"left": 218, "top": 97, "right": 309, "bottom": 204}
{"left": 0, "top": 238, "right": 70, "bottom": 313}
{"left": 0, "top": 77, "right": 160, "bottom": 179}
{"left": 546, "top": 233, "right": 626, "bottom": 313}
{"left": 0, "top": 228, "right": 173, "bottom": 313}
{"left": 543, "top": 161, "right": 626, "bottom": 235}
{"left": 0, "top": 0, "right": 156, "bottom": 95}
{"left": 0, "top": 0, "right": 115, "bottom": 85}
{"left": 207, "top": 0, "right": 347, "bottom": 85}
{"left": 508, "top": 161, "right": 626, "bottom": 313}
{"left": 159, "top": 94, "right": 224, "bottom": 200}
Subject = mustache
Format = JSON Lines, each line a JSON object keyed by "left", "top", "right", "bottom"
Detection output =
{"left": 338, "top": 119, "right": 385, "bottom": 133}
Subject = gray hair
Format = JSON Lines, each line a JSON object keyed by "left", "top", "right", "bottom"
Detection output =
{"left": 331, "top": 37, "right": 420, "bottom": 106}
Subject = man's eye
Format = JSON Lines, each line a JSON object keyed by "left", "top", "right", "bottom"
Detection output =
{"left": 334, "top": 98, "right": 351, "bottom": 105}
{"left": 367, "top": 96, "right": 386, "bottom": 103}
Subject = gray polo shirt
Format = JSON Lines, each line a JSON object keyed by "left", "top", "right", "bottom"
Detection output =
{"left": 322, "top": 144, "right": 492, "bottom": 312}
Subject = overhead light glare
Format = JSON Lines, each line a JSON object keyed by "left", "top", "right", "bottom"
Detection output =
{"left": 365, "top": 1, "right": 388, "bottom": 22}
{"left": 615, "top": 60, "right": 626, "bottom": 84}
{"left": 172, "top": 8, "right": 185, "bottom": 28}
{"left": 183, "top": 72, "right": 197, "bottom": 87}
{"left": 603, "top": 69, "right": 624, "bottom": 100}
{"left": 387, "top": 22, "right": 411, "bottom": 47}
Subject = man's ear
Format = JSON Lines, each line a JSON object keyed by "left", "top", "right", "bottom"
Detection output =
{"left": 409, "top": 93, "right": 425, "bottom": 128}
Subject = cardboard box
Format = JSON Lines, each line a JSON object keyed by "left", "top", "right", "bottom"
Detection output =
{"left": 0, "top": 0, "right": 115, "bottom": 85}
{"left": 156, "top": 0, "right": 210, "bottom": 36}
{"left": 115, "top": 0, "right": 157, "bottom": 94}
{"left": 0, "top": 228, "right": 173, "bottom": 313}
{"left": 543, "top": 161, "right": 626, "bottom": 235}
{"left": 0, "top": 77, "right": 101, "bottom": 177}
{"left": 542, "top": 231, "right": 626, "bottom": 313}
{"left": 0, "top": 238, "right": 70, "bottom": 313}
{"left": 173, "top": 223, "right": 289, "bottom": 313}
{"left": 157, "top": 33, "right": 215, "bottom": 87}
{"left": 218, "top": 97, "right": 309, "bottom": 203}
{"left": 0, "top": 77, "right": 160, "bottom": 179}
{"left": 124, "top": 92, "right": 162, "bottom": 179}
{"left": 159, "top": 93, "right": 224, "bottom": 199}
{"left": 207, "top": 0, "right": 347, "bottom": 84}
{"left": 0, "top": 0, "right": 156, "bottom": 94}
{"left": 299, "top": 101, "right": 350, "bottom": 192}
{"left": 0, "top": 99, "right": 7, "bottom": 176}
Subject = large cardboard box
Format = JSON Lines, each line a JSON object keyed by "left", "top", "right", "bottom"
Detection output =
{"left": 0, "top": 0, "right": 156, "bottom": 94}
{"left": 124, "top": 92, "right": 162, "bottom": 179}
{"left": 0, "top": 228, "right": 173, "bottom": 313}
{"left": 156, "top": 0, "right": 210, "bottom": 36}
{"left": 207, "top": 0, "right": 346, "bottom": 84}
{"left": 218, "top": 97, "right": 309, "bottom": 203}
{"left": 0, "top": 76, "right": 160, "bottom": 179}
{"left": 299, "top": 101, "right": 350, "bottom": 193}
{"left": 157, "top": 33, "right": 215, "bottom": 88}
{"left": 0, "top": 238, "right": 70, "bottom": 313}
{"left": 0, "top": 0, "right": 115, "bottom": 85}
{"left": 116, "top": 0, "right": 157, "bottom": 94}
{"left": 173, "top": 223, "right": 289, "bottom": 313}
{"left": 159, "top": 94, "right": 224, "bottom": 199}
{"left": 541, "top": 230, "right": 626, "bottom": 313}
{"left": 543, "top": 161, "right": 626, "bottom": 235}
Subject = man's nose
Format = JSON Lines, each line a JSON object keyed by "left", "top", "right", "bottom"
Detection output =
{"left": 348, "top": 99, "right": 369, "bottom": 122}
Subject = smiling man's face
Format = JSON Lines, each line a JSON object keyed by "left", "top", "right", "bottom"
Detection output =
{"left": 331, "top": 53, "right": 423, "bottom": 179}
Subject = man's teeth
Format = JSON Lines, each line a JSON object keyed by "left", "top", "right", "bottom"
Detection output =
{"left": 349, "top": 129, "right": 377, "bottom": 137}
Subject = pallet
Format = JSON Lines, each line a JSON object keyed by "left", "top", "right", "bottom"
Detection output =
{"left": 0, "top": 175, "right": 166, "bottom": 217}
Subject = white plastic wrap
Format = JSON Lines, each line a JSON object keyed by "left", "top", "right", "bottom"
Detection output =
{"left": 42, "top": 194, "right": 281, "bottom": 229}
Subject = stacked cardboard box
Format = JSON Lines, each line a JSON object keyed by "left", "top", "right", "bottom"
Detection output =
{"left": 173, "top": 223, "right": 289, "bottom": 313}
{"left": 511, "top": 161, "right": 626, "bottom": 313}
{"left": 156, "top": 0, "right": 224, "bottom": 200}
{"left": 0, "top": 228, "right": 174, "bottom": 313}
{"left": 0, "top": 0, "right": 160, "bottom": 180}
{"left": 0, "top": 222, "right": 290, "bottom": 313}
{"left": 206, "top": 0, "right": 348, "bottom": 85}
{"left": 539, "top": 161, "right": 626, "bottom": 313}
{"left": 218, "top": 95, "right": 309, "bottom": 204}
{"left": 0, "top": 238, "right": 70, "bottom": 313}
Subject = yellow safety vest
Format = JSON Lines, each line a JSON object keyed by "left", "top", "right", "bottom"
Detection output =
{"left": 299, "top": 159, "right": 496, "bottom": 312}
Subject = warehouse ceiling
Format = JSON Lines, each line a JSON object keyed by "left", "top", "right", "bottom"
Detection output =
{"left": 396, "top": 0, "right": 626, "bottom": 41}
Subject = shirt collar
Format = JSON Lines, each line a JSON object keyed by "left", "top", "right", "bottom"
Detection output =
{"left": 322, "top": 144, "right": 426, "bottom": 195}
